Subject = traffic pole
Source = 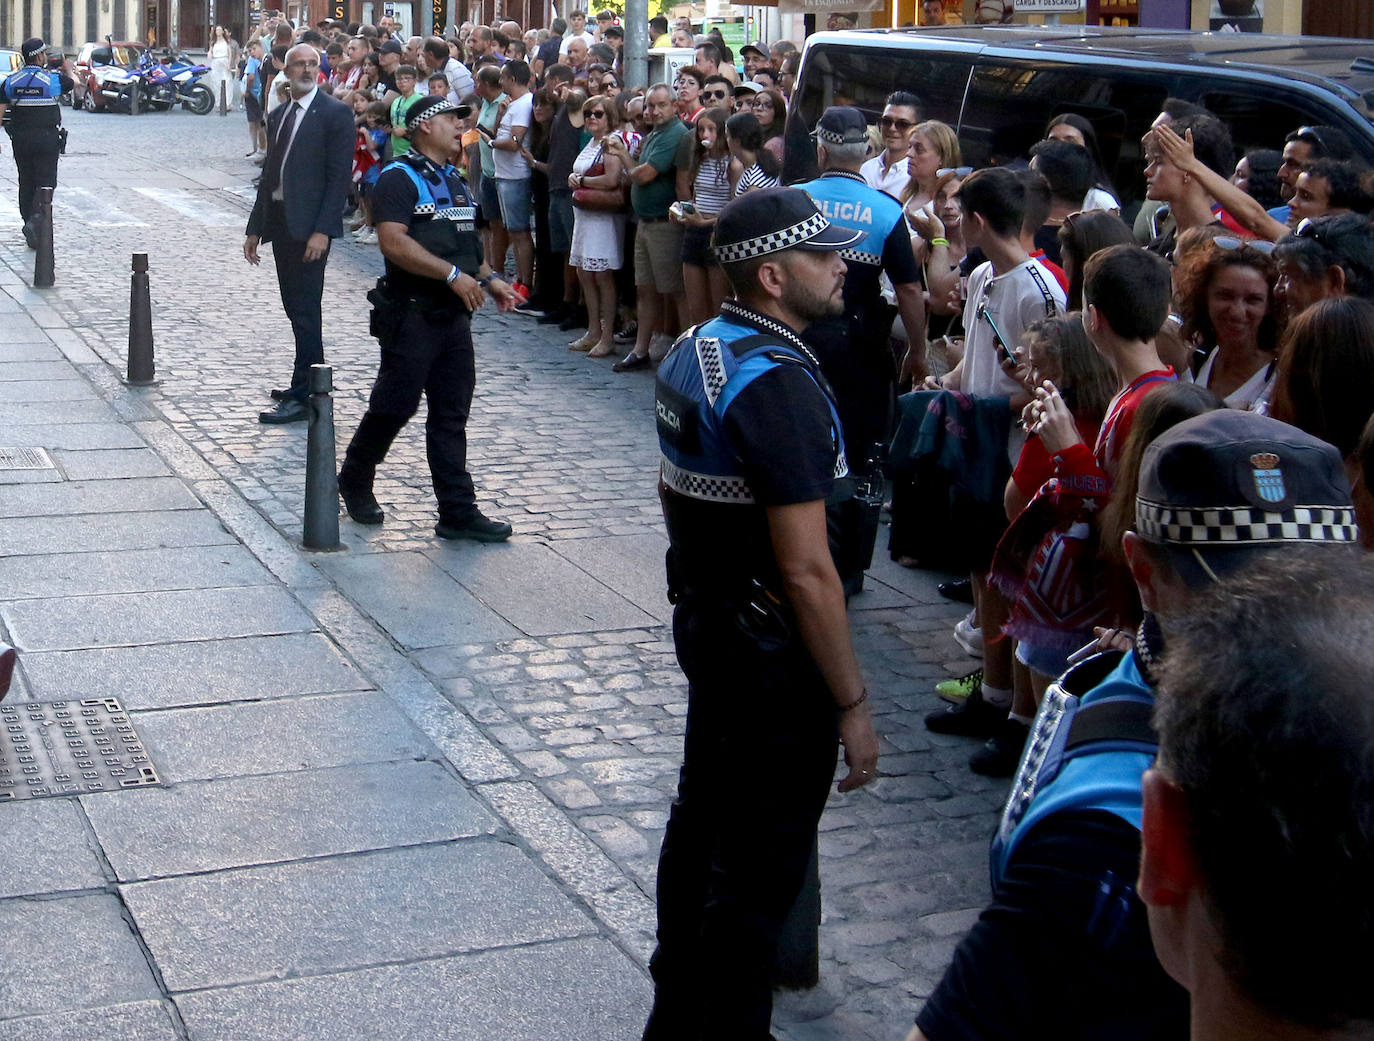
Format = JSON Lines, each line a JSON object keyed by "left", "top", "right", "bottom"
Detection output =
{"left": 126, "top": 253, "right": 155, "bottom": 385}
{"left": 302, "top": 364, "right": 341, "bottom": 551}
{"left": 32, "top": 187, "right": 54, "bottom": 288}
{"left": 625, "top": 0, "right": 647, "bottom": 90}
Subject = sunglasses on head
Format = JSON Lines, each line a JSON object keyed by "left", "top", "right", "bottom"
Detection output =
{"left": 1214, "top": 235, "right": 1277, "bottom": 255}
{"left": 936, "top": 166, "right": 973, "bottom": 178}
{"left": 1294, "top": 125, "right": 1328, "bottom": 151}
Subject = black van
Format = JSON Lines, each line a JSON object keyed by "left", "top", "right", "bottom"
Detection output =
{"left": 782, "top": 25, "right": 1374, "bottom": 208}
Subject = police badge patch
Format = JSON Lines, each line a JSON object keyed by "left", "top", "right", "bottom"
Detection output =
{"left": 1250, "top": 452, "right": 1285, "bottom": 504}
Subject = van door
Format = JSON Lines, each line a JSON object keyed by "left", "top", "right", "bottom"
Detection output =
{"left": 1192, "top": 81, "right": 1374, "bottom": 166}
{"left": 784, "top": 42, "right": 975, "bottom": 183}
{"left": 961, "top": 60, "right": 1171, "bottom": 210}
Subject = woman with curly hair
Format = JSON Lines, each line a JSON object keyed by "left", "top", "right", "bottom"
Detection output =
{"left": 1174, "top": 238, "right": 1281, "bottom": 410}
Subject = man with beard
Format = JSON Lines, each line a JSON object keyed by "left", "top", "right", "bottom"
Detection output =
{"left": 245, "top": 42, "right": 354, "bottom": 424}
{"left": 644, "top": 187, "right": 880, "bottom": 1040}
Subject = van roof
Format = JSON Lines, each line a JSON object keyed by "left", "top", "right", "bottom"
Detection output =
{"left": 808, "top": 25, "right": 1374, "bottom": 106}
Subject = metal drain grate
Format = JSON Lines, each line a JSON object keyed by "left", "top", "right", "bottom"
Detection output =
{"left": 0, "top": 697, "right": 161, "bottom": 801}
{"left": 0, "top": 447, "right": 54, "bottom": 471}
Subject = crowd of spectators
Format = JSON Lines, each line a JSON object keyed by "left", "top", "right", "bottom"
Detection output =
{"left": 232, "top": 13, "right": 1374, "bottom": 1035}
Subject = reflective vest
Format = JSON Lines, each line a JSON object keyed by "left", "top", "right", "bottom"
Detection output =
{"left": 377, "top": 153, "right": 482, "bottom": 300}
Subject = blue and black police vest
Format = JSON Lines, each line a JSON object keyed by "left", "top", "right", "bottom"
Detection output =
{"left": 378, "top": 153, "right": 483, "bottom": 287}
{"left": 990, "top": 650, "right": 1158, "bottom": 891}
{"left": 3, "top": 64, "right": 63, "bottom": 131}
{"left": 655, "top": 312, "right": 848, "bottom": 506}
{"left": 793, "top": 169, "right": 905, "bottom": 281}
{"left": 380, "top": 153, "right": 476, "bottom": 229}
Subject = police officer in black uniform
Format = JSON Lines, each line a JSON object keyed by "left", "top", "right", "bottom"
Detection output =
{"left": 337, "top": 94, "right": 516, "bottom": 543}
{"left": 644, "top": 187, "right": 880, "bottom": 1041}
{"left": 0, "top": 38, "right": 73, "bottom": 249}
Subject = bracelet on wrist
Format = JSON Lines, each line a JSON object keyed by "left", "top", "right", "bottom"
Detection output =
{"left": 929, "top": 237, "right": 949, "bottom": 248}
{"left": 445, "top": 265, "right": 460, "bottom": 284}
{"left": 836, "top": 687, "right": 869, "bottom": 712}
{"left": 478, "top": 272, "right": 497, "bottom": 288}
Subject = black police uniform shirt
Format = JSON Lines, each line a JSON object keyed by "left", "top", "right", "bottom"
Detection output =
{"left": 370, "top": 152, "right": 483, "bottom": 307}
{"left": 0, "top": 63, "right": 74, "bottom": 130}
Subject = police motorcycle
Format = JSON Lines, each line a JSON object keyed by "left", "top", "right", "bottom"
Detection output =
{"left": 83, "top": 48, "right": 142, "bottom": 113}
{"left": 130, "top": 49, "right": 214, "bottom": 115}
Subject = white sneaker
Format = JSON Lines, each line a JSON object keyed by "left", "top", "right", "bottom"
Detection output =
{"left": 356, "top": 228, "right": 378, "bottom": 245}
{"left": 953, "top": 609, "right": 983, "bottom": 658}
{"left": 647, "top": 332, "right": 674, "bottom": 362}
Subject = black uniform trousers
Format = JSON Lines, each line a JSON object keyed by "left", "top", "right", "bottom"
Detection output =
{"left": 342, "top": 305, "right": 478, "bottom": 520}
{"left": 10, "top": 126, "right": 60, "bottom": 225}
{"left": 643, "top": 592, "right": 839, "bottom": 1041}
{"left": 265, "top": 201, "right": 329, "bottom": 400}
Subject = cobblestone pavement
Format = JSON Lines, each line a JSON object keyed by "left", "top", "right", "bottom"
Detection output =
{"left": 3, "top": 106, "right": 1009, "bottom": 1039}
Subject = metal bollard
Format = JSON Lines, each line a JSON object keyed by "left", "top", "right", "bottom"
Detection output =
{"left": 773, "top": 837, "right": 821, "bottom": 989}
{"left": 32, "top": 187, "right": 54, "bottom": 288}
{"left": 302, "top": 363, "right": 341, "bottom": 551}
{"left": 130, "top": 82, "right": 139, "bottom": 116}
{"left": 126, "top": 253, "right": 155, "bottom": 385}
{"left": 220, "top": 80, "right": 228, "bottom": 116}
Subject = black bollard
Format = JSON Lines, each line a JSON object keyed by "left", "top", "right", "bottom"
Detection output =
{"left": 773, "top": 837, "right": 821, "bottom": 989}
{"left": 130, "top": 81, "right": 139, "bottom": 116}
{"left": 302, "top": 364, "right": 341, "bottom": 551}
{"left": 32, "top": 187, "right": 54, "bottom": 288}
{"left": 126, "top": 253, "right": 155, "bottom": 385}
{"left": 219, "top": 79, "right": 228, "bottom": 116}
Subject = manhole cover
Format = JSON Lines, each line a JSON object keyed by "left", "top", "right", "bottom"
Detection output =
{"left": 0, "top": 447, "right": 54, "bottom": 471}
{"left": 0, "top": 697, "right": 161, "bottom": 801}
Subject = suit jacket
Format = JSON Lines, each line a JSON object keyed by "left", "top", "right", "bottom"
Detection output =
{"left": 246, "top": 89, "right": 355, "bottom": 244}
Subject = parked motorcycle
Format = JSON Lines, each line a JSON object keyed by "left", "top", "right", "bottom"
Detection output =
{"left": 131, "top": 50, "right": 214, "bottom": 115}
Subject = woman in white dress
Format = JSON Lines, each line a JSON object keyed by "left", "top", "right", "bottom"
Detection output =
{"left": 207, "top": 27, "right": 234, "bottom": 110}
{"left": 568, "top": 97, "right": 627, "bottom": 358}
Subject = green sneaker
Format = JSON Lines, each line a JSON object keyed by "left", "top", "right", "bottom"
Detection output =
{"left": 935, "top": 668, "right": 983, "bottom": 706}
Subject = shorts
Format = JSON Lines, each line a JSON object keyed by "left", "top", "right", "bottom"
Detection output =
{"left": 495, "top": 177, "right": 532, "bottom": 232}
{"left": 244, "top": 93, "right": 263, "bottom": 123}
{"left": 1015, "top": 638, "right": 1075, "bottom": 680}
{"left": 479, "top": 175, "right": 502, "bottom": 226}
{"left": 634, "top": 219, "right": 685, "bottom": 293}
{"left": 549, "top": 188, "right": 574, "bottom": 254}
{"left": 680, "top": 223, "right": 717, "bottom": 267}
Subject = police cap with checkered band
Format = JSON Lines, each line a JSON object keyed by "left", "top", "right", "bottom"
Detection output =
{"left": 711, "top": 186, "right": 862, "bottom": 266}
{"left": 1135, "top": 409, "right": 1357, "bottom": 585}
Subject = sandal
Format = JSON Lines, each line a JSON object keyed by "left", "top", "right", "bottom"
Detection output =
{"left": 587, "top": 342, "right": 615, "bottom": 358}
{"left": 568, "top": 334, "right": 596, "bottom": 351}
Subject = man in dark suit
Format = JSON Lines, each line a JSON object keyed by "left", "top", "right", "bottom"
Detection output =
{"left": 244, "top": 42, "right": 355, "bottom": 424}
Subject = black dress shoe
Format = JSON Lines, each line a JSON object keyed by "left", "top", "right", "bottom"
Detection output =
{"left": 611, "top": 351, "right": 651, "bottom": 373}
{"left": 434, "top": 511, "right": 513, "bottom": 542}
{"left": 557, "top": 307, "right": 588, "bottom": 331}
{"left": 21, "top": 221, "right": 36, "bottom": 249}
{"left": 924, "top": 689, "right": 1006, "bottom": 739}
{"left": 259, "top": 398, "right": 309, "bottom": 424}
{"left": 339, "top": 481, "right": 384, "bottom": 525}
{"left": 538, "top": 305, "right": 569, "bottom": 325}
{"left": 969, "top": 718, "right": 1031, "bottom": 777}
{"left": 938, "top": 578, "right": 975, "bottom": 605}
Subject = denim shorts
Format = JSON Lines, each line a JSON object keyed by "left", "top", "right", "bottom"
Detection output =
{"left": 479, "top": 175, "right": 502, "bottom": 226}
{"left": 496, "top": 177, "right": 532, "bottom": 232}
{"left": 548, "top": 188, "right": 574, "bottom": 254}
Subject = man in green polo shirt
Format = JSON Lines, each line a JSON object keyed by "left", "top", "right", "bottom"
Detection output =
{"left": 602, "top": 82, "right": 690, "bottom": 371}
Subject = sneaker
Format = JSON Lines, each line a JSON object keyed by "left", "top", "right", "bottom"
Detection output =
{"left": 613, "top": 320, "right": 638, "bottom": 344}
{"left": 924, "top": 689, "right": 1006, "bottom": 738}
{"left": 935, "top": 668, "right": 983, "bottom": 706}
{"left": 511, "top": 280, "right": 532, "bottom": 304}
{"left": 434, "top": 511, "right": 513, "bottom": 542}
{"left": 953, "top": 610, "right": 984, "bottom": 658}
{"left": 513, "top": 301, "right": 547, "bottom": 317}
{"left": 647, "top": 332, "right": 674, "bottom": 362}
{"left": 538, "top": 305, "right": 570, "bottom": 325}
{"left": 356, "top": 228, "right": 378, "bottom": 244}
{"left": 969, "top": 718, "right": 1031, "bottom": 777}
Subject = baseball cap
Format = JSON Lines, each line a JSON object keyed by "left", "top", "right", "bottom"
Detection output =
{"left": 712, "top": 187, "right": 862, "bottom": 265}
{"left": 812, "top": 106, "right": 869, "bottom": 145}
{"left": 1136, "top": 410, "right": 1358, "bottom": 585}
{"left": 404, "top": 94, "right": 471, "bottom": 129}
{"left": 740, "top": 42, "right": 767, "bottom": 59}
{"left": 379, "top": 39, "right": 403, "bottom": 55}
{"left": 732, "top": 81, "right": 763, "bottom": 96}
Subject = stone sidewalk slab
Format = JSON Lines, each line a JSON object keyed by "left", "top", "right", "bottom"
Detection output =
{"left": 173, "top": 937, "right": 650, "bottom": 1041}
{"left": 427, "top": 541, "right": 657, "bottom": 636}
{"left": 0, "top": 361, "right": 75, "bottom": 382}
{"left": 0, "top": 379, "right": 99, "bottom": 403}
{"left": 320, "top": 550, "right": 520, "bottom": 649}
{"left": 0, "top": 545, "right": 270, "bottom": 600}
{"left": 0, "top": 895, "right": 161, "bottom": 1019}
{"left": 122, "top": 841, "right": 598, "bottom": 991}
{"left": 133, "top": 691, "right": 433, "bottom": 782}
{"left": 0, "top": 421, "right": 145, "bottom": 449}
{"left": 0, "top": 400, "right": 123, "bottom": 425}
{"left": 18, "top": 632, "right": 368, "bottom": 708}
{"left": 0, "top": 510, "right": 234, "bottom": 556}
{"left": 82, "top": 759, "right": 498, "bottom": 880}
{"left": 0, "top": 799, "right": 108, "bottom": 898}
{"left": 551, "top": 532, "right": 673, "bottom": 624}
{"left": 51, "top": 448, "right": 170, "bottom": 481}
{"left": 2, "top": 585, "right": 316, "bottom": 651}
{"left": 0, "top": 477, "right": 197, "bottom": 519}
{"left": 0, "top": 1001, "right": 180, "bottom": 1041}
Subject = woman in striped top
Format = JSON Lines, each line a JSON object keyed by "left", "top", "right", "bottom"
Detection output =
{"left": 725, "top": 112, "right": 781, "bottom": 198}
{"left": 674, "top": 106, "right": 738, "bottom": 326}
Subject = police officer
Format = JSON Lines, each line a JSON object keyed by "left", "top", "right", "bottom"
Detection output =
{"left": 0, "top": 38, "right": 73, "bottom": 249}
{"left": 794, "top": 107, "right": 927, "bottom": 594}
{"left": 337, "top": 94, "right": 517, "bottom": 543}
{"left": 644, "top": 187, "right": 880, "bottom": 1041}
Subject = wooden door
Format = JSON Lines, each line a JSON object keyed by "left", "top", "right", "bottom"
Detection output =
{"left": 1304, "top": 0, "right": 1374, "bottom": 39}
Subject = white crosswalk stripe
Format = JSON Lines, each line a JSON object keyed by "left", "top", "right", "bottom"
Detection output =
{"left": 132, "top": 186, "right": 245, "bottom": 226}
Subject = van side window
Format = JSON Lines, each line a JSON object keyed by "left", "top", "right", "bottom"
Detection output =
{"left": 961, "top": 64, "right": 1169, "bottom": 207}
{"left": 1198, "top": 89, "right": 1371, "bottom": 165}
